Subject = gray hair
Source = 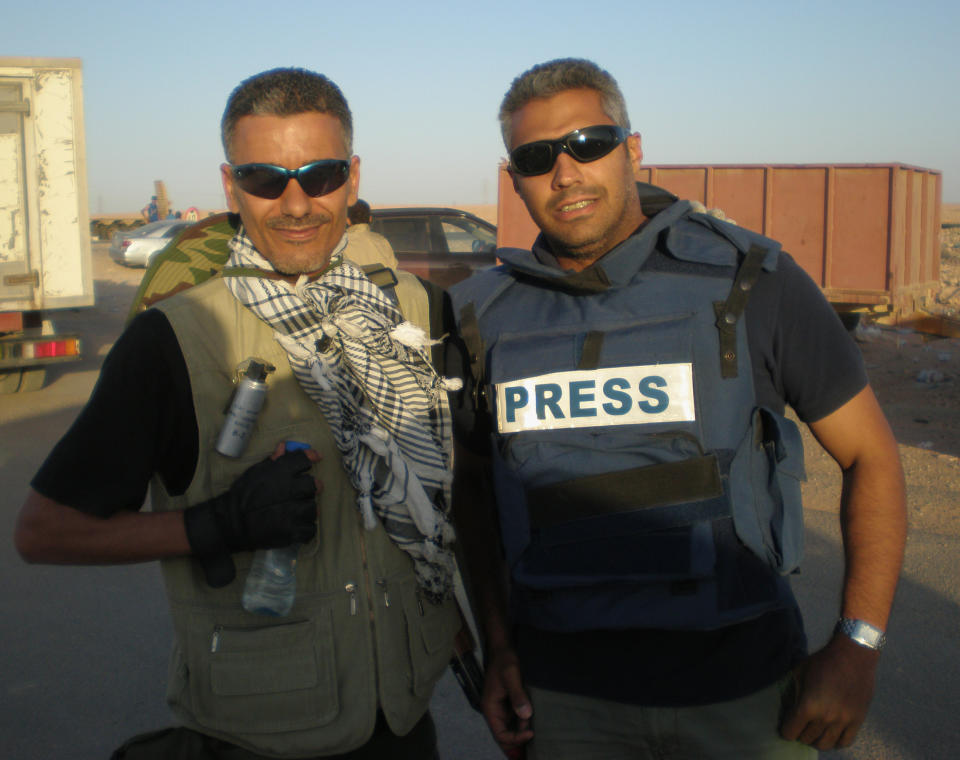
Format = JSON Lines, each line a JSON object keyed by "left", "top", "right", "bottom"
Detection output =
{"left": 499, "top": 58, "right": 630, "bottom": 148}
{"left": 221, "top": 68, "right": 353, "bottom": 161}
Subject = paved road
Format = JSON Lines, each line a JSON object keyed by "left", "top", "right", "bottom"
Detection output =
{"left": 1, "top": 243, "right": 957, "bottom": 759}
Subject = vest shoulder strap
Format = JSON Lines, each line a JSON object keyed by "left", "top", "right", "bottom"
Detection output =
{"left": 363, "top": 265, "right": 447, "bottom": 369}
{"left": 453, "top": 268, "right": 520, "bottom": 401}
{"left": 712, "top": 243, "right": 768, "bottom": 378}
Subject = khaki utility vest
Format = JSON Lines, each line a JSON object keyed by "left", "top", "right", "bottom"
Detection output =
{"left": 150, "top": 272, "right": 458, "bottom": 757}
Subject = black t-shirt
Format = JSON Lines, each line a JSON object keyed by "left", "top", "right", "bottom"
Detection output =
{"left": 32, "top": 309, "right": 197, "bottom": 515}
{"left": 453, "top": 240, "right": 868, "bottom": 707}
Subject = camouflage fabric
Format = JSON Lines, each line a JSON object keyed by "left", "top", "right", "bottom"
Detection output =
{"left": 127, "top": 213, "right": 239, "bottom": 321}
{"left": 125, "top": 212, "right": 428, "bottom": 321}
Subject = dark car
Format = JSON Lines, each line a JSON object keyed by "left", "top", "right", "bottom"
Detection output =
{"left": 370, "top": 208, "right": 497, "bottom": 288}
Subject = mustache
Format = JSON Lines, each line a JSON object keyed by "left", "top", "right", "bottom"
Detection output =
{"left": 266, "top": 213, "right": 332, "bottom": 230}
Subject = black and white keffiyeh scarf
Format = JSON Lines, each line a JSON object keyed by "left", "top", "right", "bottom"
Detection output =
{"left": 224, "top": 228, "right": 460, "bottom": 601}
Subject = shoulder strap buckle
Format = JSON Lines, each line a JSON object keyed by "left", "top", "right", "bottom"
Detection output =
{"left": 714, "top": 244, "right": 767, "bottom": 379}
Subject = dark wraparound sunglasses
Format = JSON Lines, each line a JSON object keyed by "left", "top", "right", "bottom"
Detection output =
{"left": 509, "top": 125, "right": 631, "bottom": 177}
{"left": 230, "top": 159, "right": 351, "bottom": 199}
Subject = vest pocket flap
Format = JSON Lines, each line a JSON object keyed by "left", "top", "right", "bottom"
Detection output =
{"left": 211, "top": 622, "right": 319, "bottom": 696}
{"left": 759, "top": 407, "right": 806, "bottom": 481}
{"left": 526, "top": 455, "right": 723, "bottom": 529}
{"left": 179, "top": 612, "right": 340, "bottom": 734}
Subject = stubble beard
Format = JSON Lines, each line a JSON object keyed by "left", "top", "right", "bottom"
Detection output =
{"left": 263, "top": 212, "right": 338, "bottom": 276}
{"left": 542, "top": 189, "right": 615, "bottom": 265}
{"left": 546, "top": 184, "right": 643, "bottom": 266}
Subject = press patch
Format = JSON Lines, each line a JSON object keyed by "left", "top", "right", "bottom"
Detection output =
{"left": 495, "top": 364, "right": 696, "bottom": 433}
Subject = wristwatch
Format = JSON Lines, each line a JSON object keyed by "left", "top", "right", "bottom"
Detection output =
{"left": 835, "top": 617, "right": 887, "bottom": 651}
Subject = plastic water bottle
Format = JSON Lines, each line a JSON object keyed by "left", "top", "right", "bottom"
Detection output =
{"left": 242, "top": 545, "right": 299, "bottom": 616}
{"left": 241, "top": 440, "right": 311, "bottom": 616}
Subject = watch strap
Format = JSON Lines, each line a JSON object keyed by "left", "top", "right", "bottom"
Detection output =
{"left": 836, "top": 617, "right": 886, "bottom": 651}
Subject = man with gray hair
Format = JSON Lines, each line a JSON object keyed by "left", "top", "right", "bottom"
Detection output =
{"left": 451, "top": 58, "right": 905, "bottom": 759}
{"left": 17, "top": 67, "right": 461, "bottom": 759}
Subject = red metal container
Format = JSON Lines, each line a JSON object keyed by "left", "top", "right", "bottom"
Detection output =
{"left": 497, "top": 162, "right": 942, "bottom": 316}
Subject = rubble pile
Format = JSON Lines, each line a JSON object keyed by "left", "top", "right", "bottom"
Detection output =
{"left": 938, "top": 225, "right": 960, "bottom": 317}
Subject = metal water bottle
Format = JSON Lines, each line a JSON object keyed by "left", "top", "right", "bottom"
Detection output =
{"left": 215, "top": 361, "right": 269, "bottom": 458}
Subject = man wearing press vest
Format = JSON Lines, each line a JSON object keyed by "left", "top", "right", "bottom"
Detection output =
{"left": 450, "top": 58, "right": 906, "bottom": 759}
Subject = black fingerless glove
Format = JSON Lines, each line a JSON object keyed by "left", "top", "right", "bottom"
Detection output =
{"left": 184, "top": 450, "right": 317, "bottom": 586}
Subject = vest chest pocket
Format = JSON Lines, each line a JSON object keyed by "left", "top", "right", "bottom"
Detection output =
{"left": 493, "top": 426, "right": 725, "bottom": 589}
{"left": 400, "top": 585, "right": 459, "bottom": 698}
{"left": 180, "top": 613, "right": 339, "bottom": 734}
{"left": 728, "top": 407, "right": 807, "bottom": 574}
{"left": 206, "top": 420, "right": 319, "bottom": 496}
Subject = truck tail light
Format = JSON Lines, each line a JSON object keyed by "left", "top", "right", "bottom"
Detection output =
{"left": 32, "top": 339, "right": 80, "bottom": 358}
{"left": 0, "top": 337, "right": 81, "bottom": 361}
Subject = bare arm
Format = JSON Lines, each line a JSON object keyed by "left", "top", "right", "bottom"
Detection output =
{"left": 16, "top": 445, "right": 321, "bottom": 568}
{"left": 452, "top": 443, "right": 533, "bottom": 754}
{"left": 15, "top": 488, "right": 191, "bottom": 565}
{"left": 781, "top": 384, "right": 906, "bottom": 749}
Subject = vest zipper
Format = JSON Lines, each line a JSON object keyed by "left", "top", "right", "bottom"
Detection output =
{"left": 210, "top": 625, "right": 222, "bottom": 653}
{"left": 355, "top": 518, "right": 381, "bottom": 692}
{"left": 344, "top": 583, "right": 358, "bottom": 615}
{"left": 376, "top": 578, "right": 390, "bottom": 607}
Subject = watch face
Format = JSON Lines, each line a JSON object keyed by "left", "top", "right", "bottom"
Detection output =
{"left": 838, "top": 618, "right": 886, "bottom": 650}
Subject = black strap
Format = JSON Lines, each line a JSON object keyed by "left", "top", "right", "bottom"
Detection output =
{"left": 577, "top": 331, "right": 605, "bottom": 370}
{"left": 415, "top": 275, "right": 448, "bottom": 369}
{"left": 364, "top": 267, "right": 449, "bottom": 370}
{"left": 526, "top": 455, "right": 723, "bottom": 529}
{"left": 458, "top": 302, "right": 487, "bottom": 409}
{"left": 713, "top": 244, "right": 767, "bottom": 379}
{"left": 361, "top": 264, "right": 400, "bottom": 305}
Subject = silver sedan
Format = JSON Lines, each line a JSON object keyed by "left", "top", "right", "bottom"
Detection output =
{"left": 109, "top": 220, "right": 191, "bottom": 267}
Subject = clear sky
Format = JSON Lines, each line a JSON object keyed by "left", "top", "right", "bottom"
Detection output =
{"left": 4, "top": 0, "right": 958, "bottom": 214}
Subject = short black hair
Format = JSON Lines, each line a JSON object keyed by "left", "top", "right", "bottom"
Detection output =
{"left": 348, "top": 199, "right": 371, "bottom": 225}
{"left": 221, "top": 68, "right": 353, "bottom": 161}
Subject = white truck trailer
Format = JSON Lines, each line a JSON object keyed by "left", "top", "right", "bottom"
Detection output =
{"left": 0, "top": 57, "right": 92, "bottom": 393}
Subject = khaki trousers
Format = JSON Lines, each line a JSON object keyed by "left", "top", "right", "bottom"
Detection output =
{"left": 527, "top": 676, "right": 816, "bottom": 760}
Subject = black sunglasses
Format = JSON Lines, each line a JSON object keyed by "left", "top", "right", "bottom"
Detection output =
{"left": 509, "top": 125, "right": 631, "bottom": 177}
{"left": 230, "top": 159, "right": 351, "bottom": 199}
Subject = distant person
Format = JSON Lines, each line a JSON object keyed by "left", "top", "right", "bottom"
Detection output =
{"left": 345, "top": 199, "right": 398, "bottom": 268}
{"left": 451, "top": 57, "right": 907, "bottom": 759}
{"left": 166, "top": 209, "right": 177, "bottom": 220}
{"left": 141, "top": 195, "right": 159, "bottom": 223}
{"left": 16, "top": 67, "right": 463, "bottom": 759}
